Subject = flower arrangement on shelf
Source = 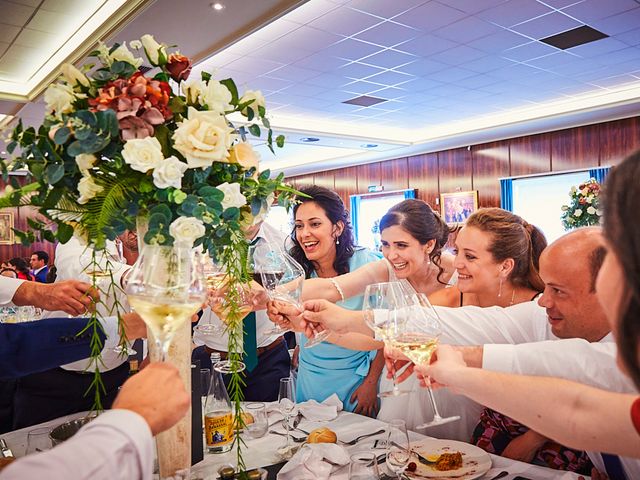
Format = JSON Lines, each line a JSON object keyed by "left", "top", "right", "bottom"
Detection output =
{"left": 561, "top": 178, "right": 602, "bottom": 230}
{"left": 0, "top": 34, "right": 296, "bottom": 473}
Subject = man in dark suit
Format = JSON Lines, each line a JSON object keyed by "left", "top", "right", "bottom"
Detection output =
{"left": 30, "top": 251, "right": 49, "bottom": 283}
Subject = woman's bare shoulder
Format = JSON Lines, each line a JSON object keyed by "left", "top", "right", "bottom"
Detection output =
{"left": 428, "top": 285, "right": 461, "bottom": 307}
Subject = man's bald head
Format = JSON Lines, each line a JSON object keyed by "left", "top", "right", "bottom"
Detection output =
{"left": 538, "top": 227, "right": 610, "bottom": 342}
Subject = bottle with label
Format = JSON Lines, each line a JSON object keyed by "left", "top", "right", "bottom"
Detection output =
{"left": 204, "top": 353, "right": 234, "bottom": 453}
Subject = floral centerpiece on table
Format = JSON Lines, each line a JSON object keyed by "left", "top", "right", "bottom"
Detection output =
{"left": 561, "top": 178, "right": 602, "bottom": 230}
{"left": 0, "top": 34, "right": 295, "bottom": 472}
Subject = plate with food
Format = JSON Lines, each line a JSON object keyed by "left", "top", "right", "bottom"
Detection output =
{"left": 404, "top": 438, "right": 491, "bottom": 479}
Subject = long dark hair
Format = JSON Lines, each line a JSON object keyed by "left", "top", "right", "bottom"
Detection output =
{"left": 289, "top": 185, "right": 356, "bottom": 278}
{"left": 465, "top": 208, "right": 547, "bottom": 292}
{"left": 602, "top": 150, "right": 640, "bottom": 389}
{"left": 379, "top": 199, "right": 450, "bottom": 283}
{"left": 9, "top": 257, "right": 33, "bottom": 280}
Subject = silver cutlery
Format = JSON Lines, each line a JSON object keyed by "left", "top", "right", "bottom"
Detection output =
{"left": 340, "top": 428, "right": 386, "bottom": 446}
{"left": 487, "top": 472, "right": 508, "bottom": 480}
{"left": 268, "top": 430, "right": 306, "bottom": 442}
{"left": 0, "top": 439, "right": 13, "bottom": 458}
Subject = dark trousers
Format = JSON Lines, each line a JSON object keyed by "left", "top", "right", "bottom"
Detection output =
{"left": 0, "top": 380, "right": 16, "bottom": 434}
{"left": 193, "top": 342, "right": 291, "bottom": 402}
{"left": 13, "top": 363, "right": 129, "bottom": 429}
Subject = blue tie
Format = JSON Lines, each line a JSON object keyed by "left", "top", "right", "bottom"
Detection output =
{"left": 602, "top": 453, "right": 627, "bottom": 480}
{"left": 243, "top": 311, "right": 258, "bottom": 372}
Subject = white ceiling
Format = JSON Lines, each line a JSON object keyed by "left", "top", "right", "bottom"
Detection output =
{"left": 2, "top": 0, "right": 640, "bottom": 176}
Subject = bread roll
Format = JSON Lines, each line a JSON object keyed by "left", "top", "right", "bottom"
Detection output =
{"left": 307, "top": 427, "right": 337, "bottom": 444}
{"left": 0, "top": 457, "right": 16, "bottom": 472}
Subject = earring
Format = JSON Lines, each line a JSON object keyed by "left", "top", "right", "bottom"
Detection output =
{"left": 335, "top": 237, "right": 340, "bottom": 245}
{"left": 498, "top": 278, "right": 503, "bottom": 297}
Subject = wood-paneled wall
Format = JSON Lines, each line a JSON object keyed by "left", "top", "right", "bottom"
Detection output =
{"left": 287, "top": 116, "right": 640, "bottom": 212}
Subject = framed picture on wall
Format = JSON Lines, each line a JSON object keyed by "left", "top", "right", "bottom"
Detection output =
{"left": 0, "top": 212, "right": 14, "bottom": 245}
{"left": 440, "top": 190, "right": 478, "bottom": 224}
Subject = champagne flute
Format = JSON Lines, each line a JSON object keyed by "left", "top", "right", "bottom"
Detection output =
{"left": 125, "top": 244, "right": 205, "bottom": 362}
{"left": 363, "top": 282, "right": 411, "bottom": 398}
{"left": 385, "top": 419, "right": 410, "bottom": 479}
{"left": 277, "top": 377, "right": 296, "bottom": 458}
{"left": 249, "top": 241, "right": 304, "bottom": 337}
{"left": 397, "top": 293, "right": 460, "bottom": 429}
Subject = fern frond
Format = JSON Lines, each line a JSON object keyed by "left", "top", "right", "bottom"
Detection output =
{"left": 0, "top": 182, "right": 41, "bottom": 209}
{"left": 47, "top": 196, "right": 87, "bottom": 223}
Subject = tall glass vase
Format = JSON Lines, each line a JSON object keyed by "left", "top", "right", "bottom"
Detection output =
{"left": 136, "top": 216, "right": 192, "bottom": 479}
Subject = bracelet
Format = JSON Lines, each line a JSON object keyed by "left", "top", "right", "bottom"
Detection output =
{"left": 329, "top": 277, "right": 345, "bottom": 302}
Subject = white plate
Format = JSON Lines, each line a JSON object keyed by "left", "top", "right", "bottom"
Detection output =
{"left": 405, "top": 438, "right": 491, "bottom": 480}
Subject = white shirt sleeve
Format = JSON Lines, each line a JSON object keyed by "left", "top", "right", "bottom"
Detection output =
{"left": 482, "top": 339, "right": 637, "bottom": 393}
{"left": 378, "top": 301, "right": 550, "bottom": 345}
{"left": 1, "top": 410, "right": 153, "bottom": 480}
{"left": 0, "top": 276, "right": 25, "bottom": 305}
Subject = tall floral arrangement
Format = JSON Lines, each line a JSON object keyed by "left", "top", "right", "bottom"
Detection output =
{"left": 561, "top": 178, "right": 602, "bottom": 230}
{"left": 0, "top": 35, "right": 295, "bottom": 471}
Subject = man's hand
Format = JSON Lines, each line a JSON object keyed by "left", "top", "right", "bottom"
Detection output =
{"left": 122, "top": 312, "right": 147, "bottom": 340}
{"left": 501, "top": 430, "right": 547, "bottom": 463}
{"left": 301, "top": 299, "right": 353, "bottom": 335}
{"left": 383, "top": 344, "right": 415, "bottom": 383}
{"left": 414, "top": 345, "right": 467, "bottom": 389}
{"left": 113, "top": 362, "right": 189, "bottom": 435}
{"left": 13, "top": 280, "right": 98, "bottom": 316}
{"left": 266, "top": 299, "right": 303, "bottom": 332}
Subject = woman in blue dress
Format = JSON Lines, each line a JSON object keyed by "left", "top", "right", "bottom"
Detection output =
{"left": 289, "top": 185, "right": 383, "bottom": 416}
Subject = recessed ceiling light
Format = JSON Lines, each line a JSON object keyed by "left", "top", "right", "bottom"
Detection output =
{"left": 540, "top": 25, "right": 608, "bottom": 50}
{"left": 211, "top": 2, "right": 225, "bottom": 11}
{"left": 361, "top": 143, "right": 378, "bottom": 148}
{"left": 300, "top": 137, "right": 320, "bottom": 142}
{"left": 343, "top": 96, "right": 387, "bottom": 107}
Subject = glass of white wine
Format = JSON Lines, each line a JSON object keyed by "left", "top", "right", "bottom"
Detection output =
{"left": 249, "top": 241, "right": 305, "bottom": 337}
{"left": 363, "top": 282, "right": 412, "bottom": 398}
{"left": 393, "top": 293, "right": 460, "bottom": 430}
{"left": 125, "top": 244, "right": 206, "bottom": 362}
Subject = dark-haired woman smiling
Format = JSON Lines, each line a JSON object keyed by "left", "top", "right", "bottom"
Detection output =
{"left": 290, "top": 185, "right": 383, "bottom": 416}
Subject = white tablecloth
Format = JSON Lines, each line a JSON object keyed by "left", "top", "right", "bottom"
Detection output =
{"left": 1, "top": 407, "right": 588, "bottom": 479}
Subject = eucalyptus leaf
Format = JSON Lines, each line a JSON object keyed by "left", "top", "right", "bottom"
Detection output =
{"left": 92, "top": 69, "right": 114, "bottom": 82}
{"left": 53, "top": 127, "right": 71, "bottom": 145}
{"left": 222, "top": 207, "right": 239, "bottom": 221}
{"left": 248, "top": 124, "right": 261, "bottom": 137}
{"left": 74, "top": 127, "right": 92, "bottom": 141}
{"left": 45, "top": 164, "right": 65, "bottom": 184}
{"left": 149, "top": 203, "right": 172, "bottom": 222}
{"left": 220, "top": 78, "right": 239, "bottom": 104}
{"left": 57, "top": 222, "right": 74, "bottom": 243}
{"left": 276, "top": 134, "right": 285, "bottom": 148}
{"left": 201, "top": 71, "right": 212, "bottom": 82}
{"left": 75, "top": 110, "right": 97, "bottom": 127}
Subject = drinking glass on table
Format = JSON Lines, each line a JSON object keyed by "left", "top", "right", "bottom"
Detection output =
{"left": 349, "top": 451, "right": 379, "bottom": 479}
{"left": 362, "top": 282, "right": 411, "bottom": 398}
{"left": 26, "top": 427, "right": 52, "bottom": 455}
{"left": 245, "top": 402, "right": 269, "bottom": 439}
{"left": 200, "top": 368, "right": 211, "bottom": 417}
{"left": 392, "top": 293, "right": 460, "bottom": 430}
{"left": 277, "top": 377, "right": 297, "bottom": 457}
{"left": 385, "top": 419, "right": 410, "bottom": 479}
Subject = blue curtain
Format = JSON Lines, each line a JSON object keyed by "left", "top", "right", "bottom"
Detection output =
{"left": 404, "top": 189, "right": 416, "bottom": 200}
{"left": 588, "top": 166, "right": 610, "bottom": 185}
{"left": 350, "top": 195, "right": 361, "bottom": 244}
{"left": 500, "top": 178, "right": 513, "bottom": 211}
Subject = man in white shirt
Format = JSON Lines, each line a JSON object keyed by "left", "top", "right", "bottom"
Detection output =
{"left": 1, "top": 362, "right": 189, "bottom": 480}
{"left": 13, "top": 238, "right": 135, "bottom": 429}
{"left": 193, "top": 221, "right": 291, "bottom": 401}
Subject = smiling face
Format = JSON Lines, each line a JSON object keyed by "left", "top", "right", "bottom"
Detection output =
{"left": 380, "top": 224, "right": 433, "bottom": 280}
{"left": 537, "top": 231, "right": 610, "bottom": 342}
{"left": 294, "top": 201, "right": 342, "bottom": 264}
{"left": 454, "top": 226, "right": 508, "bottom": 294}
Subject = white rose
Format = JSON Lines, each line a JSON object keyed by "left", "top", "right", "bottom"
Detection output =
{"left": 581, "top": 187, "right": 589, "bottom": 196}
{"left": 77, "top": 174, "right": 103, "bottom": 204}
{"left": 561, "top": 205, "right": 569, "bottom": 211}
{"left": 183, "top": 78, "right": 204, "bottom": 104}
{"left": 122, "top": 136, "right": 164, "bottom": 173}
{"left": 61, "top": 63, "right": 89, "bottom": 88}
{"left": 140, "top": 34, "right": 166, "bottom": 65}
{"left": 172, "top": 107, "right": 236, "bottom": 169}
{"left": 574, "top": 209, "right": 583, "bottom": 217}
{"left": 586, "top": 195, "right": 594, "bottom": 204}
{"left": 110, "top": 42, "right": 142, "bottom": 68}
{"left": 76, "top": 153, "right": 97, "bottom": 172}
{"left": 218, "top": 182, "right": 246, "bottom": 210}
{"left": 239, "top": 90, "right": 266, "bottom": 118}
{"left": 169, "top": 216, "right": 205, "bottom": 246}
{"left": 587, "top": 206, "right": 596, "bottom": 215}
{"left": 570, "top": 186, "right": 577, "bottom": 194}
{"left": 199, "top": 80, "right": 232, "bottom": 114}
{"left": 596, "top": 209, "right": 602, "bottom": 216}
{"left": 152, "top": 156, "right": 188, "bottom": 189}
{"left": 44, "top": 83, "right": 76, "bottom": 118}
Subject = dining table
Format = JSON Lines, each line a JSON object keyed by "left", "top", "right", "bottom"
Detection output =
{"left": 1, "top": 406, "right": 589, "bottom": 480}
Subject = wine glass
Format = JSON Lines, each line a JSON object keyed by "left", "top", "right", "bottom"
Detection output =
{"left": 125, "top": 244, "right": 206, "bottom": 362}
{"left": 210, "top": 283, "right": 253, "bottom": 374}
{"left": 349, "top": 451, "right": 379, "bottom": 479}
{"left": 397, "top": 293, "right": 461, "bottom": 430}
{"left": 198, "top": 254, "right": 229, "bottom": 338}
{"left": 385, "top": 419, "right": 410, "bottom": 479}
{"left": 277, "top": 377, "right": 297, "bottom": 457}
{"left": 249, "top": 241, "right": 304, "bottom": 337}
{"left": 363, "top": 282, "right": 412, "bottom": 398}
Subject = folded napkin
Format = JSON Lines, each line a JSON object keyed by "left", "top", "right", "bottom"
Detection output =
{"left": 277, "top": 443, "right": 350, "bottom": 480}
{"left": 298, "top": 394, "right": 343, "bottom": 422}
